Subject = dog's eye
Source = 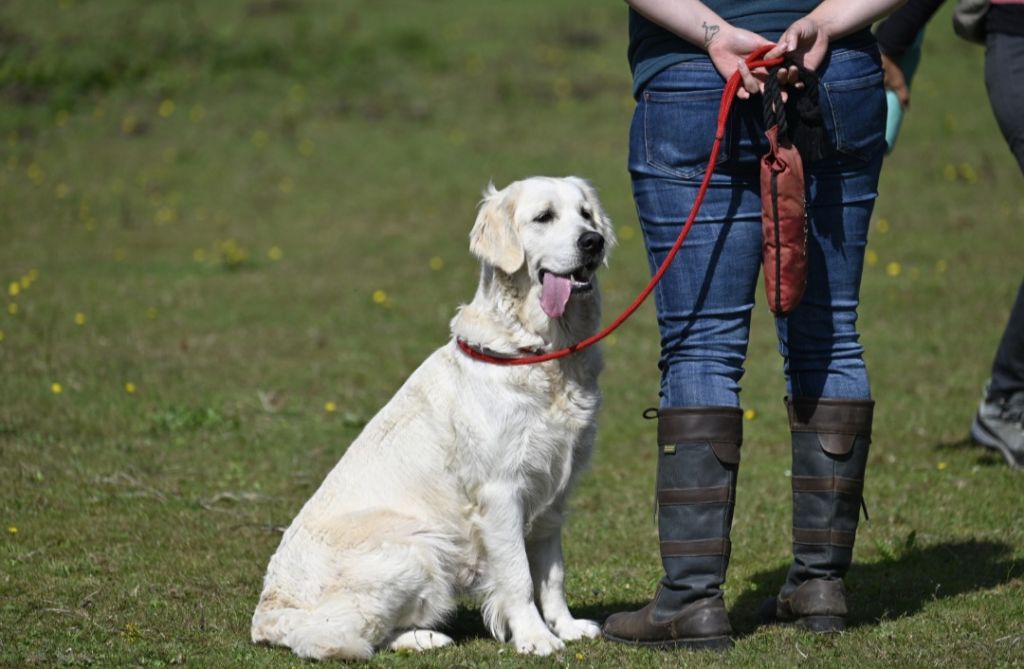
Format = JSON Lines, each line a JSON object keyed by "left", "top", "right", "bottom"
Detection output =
{"left": 580, "top": 208, "right": 592, "bottom": 221}
{"left": 533, "top": 209, "right": 555, "bottom": 224}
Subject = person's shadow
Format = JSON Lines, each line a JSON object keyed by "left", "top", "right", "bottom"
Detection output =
{"left": 437, "top": 539, "right": 1020, "bottom": 644}
{"left": 575, "top": 539, "right": 1021, "bottom": 639}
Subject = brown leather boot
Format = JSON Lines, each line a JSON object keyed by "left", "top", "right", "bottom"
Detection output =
{"left": 602, "top": 407, "right": 741, "bottom": 650}
{"left": 761, "top": 397, "right": 873, "bottom": 632}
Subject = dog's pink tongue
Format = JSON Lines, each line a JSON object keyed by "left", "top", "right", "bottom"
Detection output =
{"left": 541, "top": 273, "right": 572, "bottom": 318}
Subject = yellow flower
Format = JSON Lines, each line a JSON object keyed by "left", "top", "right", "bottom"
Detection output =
{"left": 448, "top": 129, "right": 466, "bottom": 146}
{"left": 8, "top": 303, "right": 17, "bottom": 315}
{"left": 8, "top": 282, "right": 19, "bottom": 297}
{"left": 937, "top": 461, "right": 948, "bottom": 470}
{"left": 428, "top": 256, "right": 444, "bottom": 271}
{"left": 876, "top": 218, "right": 890, "bottom": 234}
{"left": 251, "top": 129, "right": 269, "bottom": 148}
{"left": 278, "top": 176, "right": 293, "bottom": 194}
{"left": 324, "top": 401, "right": 337, "bottom": 413}
{"left": 886, "top": 261, "right": 902, "bottom": 278}
{"left": 865, "top": 249, "right": 879, "bottom": 267}
{"left": 193, "top": 248, "right": 207, "bottom": 262}
{"left": 935, "top": 259, "right": 948, "bottom": 273}
{"left": 158, "top": 99, "right": 175, "bottom": 118}
{"left": 619, "top": 225, "right": 637, "bottom": 241}
{"left": 124, "top": 382, "right": 136, "bottom": 394}
{"left": 372, "top": 289, "right": 388, "bottom": 305}
{"left": 55, "top": 183, "right": 71, "bottom": 199}
{"left": 27, "top": 163, "right": 44, "bottom": 185}
{"left": 154, "top": 207, "right": 177, "bottom": 225}
{"left": 28, "top": 269, "right": 39, "bottom": 281}
{"left": 744, "top": 408, "right": 757, "bottom": 421}
{"left": 6, "top": 526, "right": 16, "bottom": 535}
{"left": 51, "top": 382, "right": 63, "bottom": 395}
{"left": 189, "top": 104, "right": 206, "bottom": 123}
{"left": 121, "top": 115, "right": 138, "bottom": 135}
{"left": 268, "top": 246, "right": 283, "bottom": 261}
{"left": 74, "top": 312, "right": 86, "bottom": 326}
{"left": 146, "top": 306, "right": 158, "bottom": 320}
{"left": 0, "top": 329, "right": 5, "bottom": 342}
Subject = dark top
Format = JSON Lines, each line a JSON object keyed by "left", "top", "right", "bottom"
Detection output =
{"left": 627, "top": 2, "right": 878, "bottom": 98}
{"left": 875, "top": 0, "right": 1024, "bottom": 58}
{"left": 875, "top": 0, "right": 944, "bottom": 59}
{"left": 988, "top": 4, "right": 1024, "bottom": 36}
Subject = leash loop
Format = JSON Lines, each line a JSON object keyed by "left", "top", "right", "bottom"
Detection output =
{"left": 460, "top": 45, "right": 786, "bottom": 366}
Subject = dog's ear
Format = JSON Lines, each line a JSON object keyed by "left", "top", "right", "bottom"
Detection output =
{"left": 470, "top": 181, "right": 525, "bottom": 274}
{"left": 567, "top": 176, "right": 616, "bottom": 254}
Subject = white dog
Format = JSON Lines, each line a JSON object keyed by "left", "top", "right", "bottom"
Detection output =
{"left": 251, "top": 177, "right": 615, "bottom": 660}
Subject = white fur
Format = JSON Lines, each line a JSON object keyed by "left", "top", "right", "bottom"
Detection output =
{"left": 252, "top": 177, "right": 614, "bottom": 660}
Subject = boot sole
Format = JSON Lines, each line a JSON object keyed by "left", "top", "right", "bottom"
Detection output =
{"left": 794, "top": 615, "right": 845, "bottom": 633}
{"left": 759, "top": 597, "right": 845, "bottom": 633}
{"left": 970, "top": 417, "right": 1024, "bottom": 470}
{"left": 601, "top": 631, "right": 733, "bottom": 651}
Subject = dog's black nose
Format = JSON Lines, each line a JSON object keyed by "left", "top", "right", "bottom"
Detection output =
{"left": 577, "top": 231, "right": 605, "bottom": 257}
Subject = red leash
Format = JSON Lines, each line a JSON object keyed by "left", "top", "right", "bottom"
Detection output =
{"left": 459, "top": 45, "right": 785, "bottom": 366}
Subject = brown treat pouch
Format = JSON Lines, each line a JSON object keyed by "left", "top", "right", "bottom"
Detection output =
{"left": 761, "top": 123, "right": 808, "bottom": 316}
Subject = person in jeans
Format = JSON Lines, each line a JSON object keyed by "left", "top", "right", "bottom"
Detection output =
{"left": 601, "top": 0, "right": 904, "bottom": 650}
{"left": 876, "top": 0, "right": 1024, "bottom": 470}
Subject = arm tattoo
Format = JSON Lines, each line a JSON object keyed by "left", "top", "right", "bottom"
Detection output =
{"left": 702, "top": 21, "right": 720, "bottom": 48}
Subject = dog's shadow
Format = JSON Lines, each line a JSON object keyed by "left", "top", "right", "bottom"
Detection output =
{"left": 552, "top": 539, "right": 1022, "bottom": 640}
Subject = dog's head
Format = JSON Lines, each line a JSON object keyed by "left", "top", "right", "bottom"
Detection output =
{"left": 469, "top": 176, "right": 615, "bottom": 320}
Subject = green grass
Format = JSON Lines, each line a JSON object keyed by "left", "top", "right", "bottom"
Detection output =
{"left": 2, "top": 1, "right": 1023, "bottom": 667}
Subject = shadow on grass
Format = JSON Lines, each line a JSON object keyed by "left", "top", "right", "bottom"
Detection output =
{"left": 728, "top": 538, "right": 1023, "bottom": 635}
{"left": 935, "top": 436, "right": 1009, "bottom": 468}
{"left": 548, "top": 539, "right": 1022, "bottom": 641}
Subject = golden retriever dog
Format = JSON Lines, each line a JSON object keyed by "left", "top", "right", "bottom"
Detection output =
{"left": 251, "top": 176, "right": 615, "bottom": 660}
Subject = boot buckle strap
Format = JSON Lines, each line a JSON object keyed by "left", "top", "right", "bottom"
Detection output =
{"left": 658, "top": 485, "right": 734, "bottom": 506}
{"left": 791, "top": 475, "right": 863, "bottom": 497}
{"left": 792, "top": 527, "right": 856, "bottom": 548}
{"left": 661, "top": 538, "right": 731, "bottom": 557}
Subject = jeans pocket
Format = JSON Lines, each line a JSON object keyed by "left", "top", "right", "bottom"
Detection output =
{"left": 821, "top": 70, "right": 886, "bottom": 162}
{"left": 641, "top": 88, "right": 729, "bottom": 180}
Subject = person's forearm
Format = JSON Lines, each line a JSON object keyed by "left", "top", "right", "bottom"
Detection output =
{"left": 626, "top": 0, "right": 730, "bottom": 50}
{"left": 807, "top": 0, "right": 909, "bottom": 40}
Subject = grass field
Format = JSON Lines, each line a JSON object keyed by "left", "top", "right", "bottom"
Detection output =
{"left": 2, "top": 1, "right": 1022, "bottom": 667}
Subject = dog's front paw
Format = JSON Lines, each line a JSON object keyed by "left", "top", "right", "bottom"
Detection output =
{"left": 514, "top": 629, "right": 565, "bottom": 656}
{"left": 552, "top": 616, "right": 601, "bottom": 641}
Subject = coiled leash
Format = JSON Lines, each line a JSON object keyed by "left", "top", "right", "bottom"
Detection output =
{"left": 458, "top": 45, "right": 799, "bottom": 366}
{"left": 760, "top": 56, "right": 824, "bottom": 316}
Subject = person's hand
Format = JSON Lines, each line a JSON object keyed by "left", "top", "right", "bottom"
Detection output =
{"left": 731, "top": 17, "right": 831, "bottom": 100}
{"left": 706, "top": 25, "right": 774, "bottom": 99}
{"left": 880, "top": 50, "right": 910, "bottom": 109}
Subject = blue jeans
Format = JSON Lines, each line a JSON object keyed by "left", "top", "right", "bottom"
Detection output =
{"left": 629, "top": 44, "right": 886, "bottom": 409}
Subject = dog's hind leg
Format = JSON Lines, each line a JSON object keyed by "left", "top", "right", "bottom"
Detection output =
{"left": 387, "top": 629, "right": 455, "bottom": 652}
{"left": 252, "top": 603, "right": 375, "bottom": 661}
